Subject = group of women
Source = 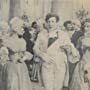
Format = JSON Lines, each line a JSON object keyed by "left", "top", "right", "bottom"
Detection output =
{"left": 0, "top": 13, "right": 90, "bottom": 90}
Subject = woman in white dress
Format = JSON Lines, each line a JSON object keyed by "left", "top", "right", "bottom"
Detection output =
{"left": 69, "top": 18, "right": 90, "bottom": 90}
{"left": 33, "top": 13, "right": 80, "bottom": 90}
{"left": 2, "top": 17, "right": 33, "bottom": 90}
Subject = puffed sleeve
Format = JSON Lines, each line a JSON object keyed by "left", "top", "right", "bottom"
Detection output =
{"left": 3, "top": 37, "right": 26, "bottom": 52}
{"left": 58, "top": 31, "right": 80, "bottom": 63}
{"left": 33, "top": 29, "right": 48, "bottom": 56}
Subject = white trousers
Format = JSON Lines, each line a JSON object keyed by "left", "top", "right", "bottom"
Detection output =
{"left": 42, "top": 63, "right": 66, "bottom": 90}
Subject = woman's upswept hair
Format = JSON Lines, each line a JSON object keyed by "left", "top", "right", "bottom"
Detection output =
{"left": 45, "top": 13, "right": 59, "bottom": 22}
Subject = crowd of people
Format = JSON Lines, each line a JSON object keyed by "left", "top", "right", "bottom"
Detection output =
{"left": 0, "top": 13, "right": 90, "bottom": 90}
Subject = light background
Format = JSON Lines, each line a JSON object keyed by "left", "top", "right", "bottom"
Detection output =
{"left": 0, "top": 0, "right": 90, "bottom": 23}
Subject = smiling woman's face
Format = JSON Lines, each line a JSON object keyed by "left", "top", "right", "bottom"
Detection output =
{"left": 47, "top": 17, "right": 57, "bottom": 30}
{"left": 17, "top": 28, "right": 24, "bottom": 36}
{"left": 11, "top": 23, "right": 24, "bottom": 36}
{"left": 10, "top": 17, "right": 24, "bottom": 36}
